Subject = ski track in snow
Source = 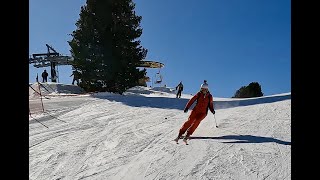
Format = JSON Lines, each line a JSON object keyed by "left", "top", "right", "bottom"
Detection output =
{"left": 29, "top": 91, "right": 291, "bottom": 180}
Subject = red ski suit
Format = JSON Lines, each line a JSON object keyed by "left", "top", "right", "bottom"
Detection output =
{"left": 179, "top": 91, "right": 214, "bottom": 137}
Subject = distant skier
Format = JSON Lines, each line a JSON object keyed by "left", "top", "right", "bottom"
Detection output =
{"left": 174, "top": 82, "right": 215, "bottom": 144}
{"left": 70, "top": 70, "right": 80, "bottom": 85}
{"left": 41, "top": 70, "right": 48, "bottom": 83}
{"left": 175, "top": 81, "right": 184, "bottom": 98}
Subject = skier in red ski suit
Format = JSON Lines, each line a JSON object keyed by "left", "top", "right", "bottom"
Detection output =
{"left": 174, "top": 82, "right": 215, "bottom": 143}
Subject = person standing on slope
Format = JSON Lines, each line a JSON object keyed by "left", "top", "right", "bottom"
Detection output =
{"left": 70, "top": 70, "right": 80, "bottom": 85}
{"left": 174, "top": 82, "right": 215, "bottom": 144}
{"left": 175, "top": 81, "right": 184, "bottom": 98}
{"left": 41, "top": 70, "right": 48, "bottom": 83}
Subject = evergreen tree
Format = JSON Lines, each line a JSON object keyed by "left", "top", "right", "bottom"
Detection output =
{"left": 247, "top": 82, "right": 263, "bottom": 97}
{"left": 68, "top": 0, "right": 148, "bottom": 94}
{"left": 233, "top": 86, "right": 248, "bottom": 98}
{"left": 232, "top": 82, "right": 264, "bottom": 98}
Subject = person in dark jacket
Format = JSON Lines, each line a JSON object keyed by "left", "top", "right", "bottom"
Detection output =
{"left": 41, "top": 70, "right": 48, "bottom": 83}
{"left": 70, "top": 70, "right": 80, "bottom": 85}
{"left": 175, "top": 81, "right": 184, "bottom": 98}
{"left": 174, "top": 82, "right": 215, "bottom": 144}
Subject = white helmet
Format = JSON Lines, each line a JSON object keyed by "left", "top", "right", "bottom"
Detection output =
{"left": 200, "top": 83, "right": 208, "bottom": 89}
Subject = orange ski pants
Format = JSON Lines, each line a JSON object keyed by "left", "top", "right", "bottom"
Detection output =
{"left": 178, "top": 111, "right": 207, "bottom": 137}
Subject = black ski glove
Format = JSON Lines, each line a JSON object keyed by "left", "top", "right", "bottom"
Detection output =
{"left": 184, "top": 108, "right": 188, "bottom": 113}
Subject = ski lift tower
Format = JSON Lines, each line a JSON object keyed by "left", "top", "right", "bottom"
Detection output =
{"left": 137, "top": 60, "right": 165, "bottom": 87}
{"left": 29, "top": 44, "right": 73, "bottom": 82}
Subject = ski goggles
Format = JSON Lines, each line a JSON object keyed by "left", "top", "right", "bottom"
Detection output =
{"left": 200, "top": 88, "right": 208, "bottom": 92}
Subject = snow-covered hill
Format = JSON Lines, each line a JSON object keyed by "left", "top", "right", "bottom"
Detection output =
{"left": 29, "top": 85, "right": 291, "bottom": 180}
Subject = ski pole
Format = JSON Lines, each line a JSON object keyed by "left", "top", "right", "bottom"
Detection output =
{"left": 214, "top": 114, "right": 218, "bottom": 128}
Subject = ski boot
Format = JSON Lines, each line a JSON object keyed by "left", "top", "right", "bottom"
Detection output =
{"left": 183, "top": 135, "right": 190, "bottom": 145}
{"left": 174, "top": 136, "right": 181, "bottom": 144}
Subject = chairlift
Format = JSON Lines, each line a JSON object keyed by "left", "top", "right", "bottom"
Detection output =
{"left": 136, "top": 60, "right": 165, "bottom": 87}
{"left": 154, "top": 71, "right": 163, "bottom": 84}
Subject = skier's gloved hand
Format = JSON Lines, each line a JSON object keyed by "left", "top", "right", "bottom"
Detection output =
{"left": 212, "top": 109, "right": 215, "bottom": 114}
{"left": 184, "top": 108, "right": 188, "bottom": 113}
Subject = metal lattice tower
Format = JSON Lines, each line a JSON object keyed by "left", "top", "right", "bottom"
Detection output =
{"left": 29, "top": 44, "right": 73, "bottom": 82}
{"left": 29, "top": 44, "right": 165, "bottom": 85}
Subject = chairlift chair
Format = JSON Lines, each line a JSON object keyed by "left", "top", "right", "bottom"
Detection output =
{"left": 154, "top": 71, "right": 163, "bottom": 84}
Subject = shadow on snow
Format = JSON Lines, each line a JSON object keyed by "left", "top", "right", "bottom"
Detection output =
{"left": 91, "top": 93, "right": 291, "bottom": 110}
{"left": 190, "top": 135, "right": 291, "bottom": 145}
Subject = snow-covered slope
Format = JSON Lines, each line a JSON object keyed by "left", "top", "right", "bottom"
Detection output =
{"left": 29, "top": 85, "right": 291, "bottom": 180}
{"left": 29, "top": 82, "right": 86, "bottom": 98}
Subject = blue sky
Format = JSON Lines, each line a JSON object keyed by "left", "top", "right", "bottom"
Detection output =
{"left": 29, "top": 0, "right": 291, "bottom": 98}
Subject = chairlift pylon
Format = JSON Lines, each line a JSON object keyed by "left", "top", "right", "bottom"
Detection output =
{"left": 29, "top": 44, "right": 73, "bottom": 83}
